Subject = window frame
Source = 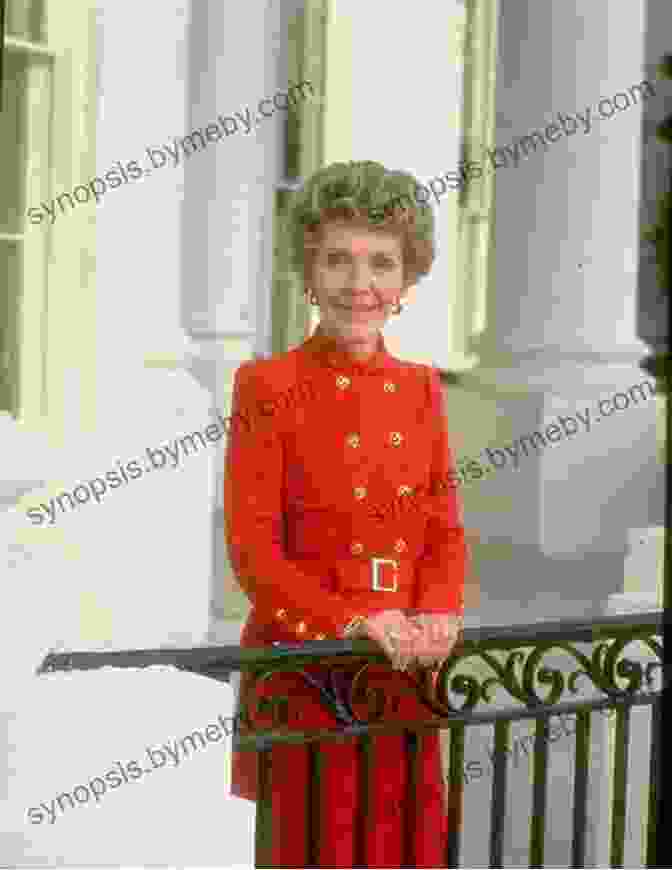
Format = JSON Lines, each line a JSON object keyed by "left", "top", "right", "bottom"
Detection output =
{"left": 0, "top": 0, "right": 98, "bottom": 437}
{"left": 270, "top": 0, "right": 327, "bottom": 354}
{"left": 458, "top": 0, "right": 500, "bottom": 348}
{"left": 268, "top": 0, "right": 500, "bottom": 360}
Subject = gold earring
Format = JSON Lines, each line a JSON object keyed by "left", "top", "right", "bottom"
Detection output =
{"left": 392, "top": 298, "right": 404, "bottom": 315}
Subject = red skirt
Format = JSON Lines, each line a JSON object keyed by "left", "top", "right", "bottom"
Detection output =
{"left": 231, "top": 658, "right": 462, "bottom": 868}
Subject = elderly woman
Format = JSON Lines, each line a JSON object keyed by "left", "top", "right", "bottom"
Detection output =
{"left": 224, "top": 160, "right": 468, "bottom": 868}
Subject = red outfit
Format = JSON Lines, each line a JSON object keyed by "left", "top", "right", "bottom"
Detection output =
{"left": 224, "top": 325, "right": 467, "bottom": 867}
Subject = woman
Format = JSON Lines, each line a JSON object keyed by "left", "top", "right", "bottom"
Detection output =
{"left": 224, "top": 160, "right": 468, "bottom": 868}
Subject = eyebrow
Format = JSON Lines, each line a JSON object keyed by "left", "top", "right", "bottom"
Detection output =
{"left": 323, "top": 247, "right": 401, "bottom": 259}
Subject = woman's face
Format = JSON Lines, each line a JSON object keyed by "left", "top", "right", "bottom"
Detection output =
{"left": 309, "top": 221, "right": 407, "bottom": 344}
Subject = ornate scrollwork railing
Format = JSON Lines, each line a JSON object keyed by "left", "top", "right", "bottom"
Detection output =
{"left": 219, "top": 612, "right": 664, "bottom": 737}
{"left": 38, "top": 611, "right": 663, "bottom": 734}
{"left": 37, "top": 610, "right": 663, "bottom": 868}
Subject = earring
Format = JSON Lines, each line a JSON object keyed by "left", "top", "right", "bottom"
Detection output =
{"left": 392, "top": 298, "right": 404, "bottom": 315}
{"left": 305, "top": 289, "right": 320, "bottom": 306}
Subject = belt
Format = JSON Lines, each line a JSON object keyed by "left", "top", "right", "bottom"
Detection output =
{"left": 345, "top": 556, "right": 407, "bottom": 593}
{"left": 372, "top": 557, "right": 399, "bottom": 591}
{"left": 294, "top": 555, "right": 416, "bottom": 602}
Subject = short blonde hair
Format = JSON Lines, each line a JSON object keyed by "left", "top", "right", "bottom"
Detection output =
{"left": 287, "top": 160, "right": 436, "bottom": 290}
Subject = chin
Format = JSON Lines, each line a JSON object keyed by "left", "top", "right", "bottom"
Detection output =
{"left": 336, "top": 322, "right": 381, "bottom": 342}
{"left": 332, "top": 314, "right": 385, "bottom": 336}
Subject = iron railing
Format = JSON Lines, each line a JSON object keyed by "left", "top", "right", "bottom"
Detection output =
{"left": 38, "top": 610, "right": 663, "bottom": 868}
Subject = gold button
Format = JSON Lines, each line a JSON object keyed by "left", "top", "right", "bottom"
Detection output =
{"left": 346, "top": 433, "right": 361, "bottom": 449}
{"left": 350, "top": 542, "right": 364, "bottom": 555}
{"left": 275, "top": 608, "right": 287, "bottom": 620}
{"left": 398, "top": 485, "right": 413, "bottom": 496}
{"left": 296, "top": 621, "right": 307, "bottom": 634}
{"left": 384, "top": 381, "right": 397, "bottom": 393}
{"left": 336, "top": 376, "right": 351, "bottom": 390}
{"left": 314, "top": 633, "right": 326, "bottom": 640}
{"left": 390, "top": 432, "right": 403, "bottom": 447}
{"left": 354, "top": 486, "right": 367, "bottom": 500}
{"left": 394, "top": 538, "right": 407, "bottom": 553}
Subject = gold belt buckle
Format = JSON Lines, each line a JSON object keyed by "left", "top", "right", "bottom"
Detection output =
{"left": 371, "top": 557, "right": 399, "bottom": 592}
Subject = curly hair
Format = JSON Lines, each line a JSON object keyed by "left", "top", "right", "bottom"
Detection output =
{"left": 287, "top": 160, "right": 436, "bottom": 290}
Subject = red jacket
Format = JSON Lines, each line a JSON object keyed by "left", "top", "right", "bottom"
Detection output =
{"left": 224, "top": 324, "right": 467, "bottom": 647}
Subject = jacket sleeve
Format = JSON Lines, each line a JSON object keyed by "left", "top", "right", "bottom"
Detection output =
{"left": 411, "top": 367, "right": 468, "bottom": 616}
{"left": 224, "top": 362, "right": 366, "bottom": 639}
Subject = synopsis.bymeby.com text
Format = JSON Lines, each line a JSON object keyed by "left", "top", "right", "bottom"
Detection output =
{"left": 26, "top": 711, "right": 245, "bottom": 826}
{"left": 25, "top": 376, "right": 318, "bottom": 526}
{"left": 26, "top": 80, "right": 314, "bottom": 226}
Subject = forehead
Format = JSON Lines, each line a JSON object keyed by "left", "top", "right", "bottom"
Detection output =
{"left": 319, "top": 222, "right": 402, "bottom": 257}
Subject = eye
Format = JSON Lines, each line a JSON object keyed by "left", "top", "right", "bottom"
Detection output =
{"left": 326, "top": 251, "right": 350, "bottom": 266}
{"left": 373, "top": 256, "right": 398, "bottom": 271}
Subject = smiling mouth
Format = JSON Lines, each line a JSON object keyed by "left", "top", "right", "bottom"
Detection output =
{"left": 334, "top": 303, "right": 380, "bottom": 313}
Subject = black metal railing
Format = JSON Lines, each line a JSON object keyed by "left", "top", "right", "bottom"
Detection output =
{"left": 38, "top": 610, "right": 663, "bottom": 868}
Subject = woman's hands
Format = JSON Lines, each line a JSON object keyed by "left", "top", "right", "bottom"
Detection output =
{"left": 348, "top": 610, "right": 463, "bottom": 671}
{"left": 406, "top": 613, "right": 463, "bottom": 669}
{"left": 352, "top": 609, "right": 424, "bottom": 671}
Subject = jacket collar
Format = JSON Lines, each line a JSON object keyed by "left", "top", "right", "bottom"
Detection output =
{"left": 300, "top": 323, "right": 397, "bottom": 375}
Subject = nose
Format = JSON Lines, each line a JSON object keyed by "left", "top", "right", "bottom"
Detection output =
{"left": 347, "top": 258, "right": 375, "bottom": 291}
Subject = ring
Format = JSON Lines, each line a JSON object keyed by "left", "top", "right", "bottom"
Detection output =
{"left": 385, "top": 630, "right": 400, "bottom": 651}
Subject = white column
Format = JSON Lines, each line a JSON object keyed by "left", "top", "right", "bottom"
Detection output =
{"left": 181, "top": 0, "right": 279, "bottom": 348}
{"left": 471, "top": 0, "right": 649, "bottom": 374}
{"left": 94, "top": 0, "right": 197, "bottom": 376}
{"left": 444, "top": 3, "right": 658, "bottom": 864}
{"left": 40, "top": 0, "right": 215, "bottom": 649}
{"left": 180, "top": 0, "right": 284, "bottom": 620}
{"left": 454, "top": 0, "right": 661, "bottom": 560}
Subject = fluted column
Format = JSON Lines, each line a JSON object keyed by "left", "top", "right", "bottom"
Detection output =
{"left": 453, "top": 0, "right": 662, "bottom": 562}
{"left": 51, "top": 0, "right": 213, "bottom": 648}
{"left": 180, "top": 0, "right": 284, "bottom": 620}
{"left": 93, "top": 0, "right": 197, "bottom": 377}
{"left": 445, "top": 4, "right": 659, "bottom": 864}
{"left": 182, "top": 0, "right": 281, "bottom": 349}
{"left": 470, "top": 0, "right": 649, "bottom": 385}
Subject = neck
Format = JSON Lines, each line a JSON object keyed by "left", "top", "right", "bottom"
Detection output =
{"left": 344, "top": 337, "right": 377, "bottom": 361}
{"left": 321, "top": 325, "right": 379, "bottom": 361}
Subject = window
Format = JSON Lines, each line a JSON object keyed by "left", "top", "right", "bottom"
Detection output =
{"left": 0, "top": 0, "right": 97, "bottom": 428}
{"left": 0, "top": 0, "right": 52, "bottom": 418}
{"left": 268, "top": 0, "right": 499, "bottom": 360}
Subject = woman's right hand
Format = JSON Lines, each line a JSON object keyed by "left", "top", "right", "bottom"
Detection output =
{"left": 356, "top": 609, "right": 424, "bottom": 671}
